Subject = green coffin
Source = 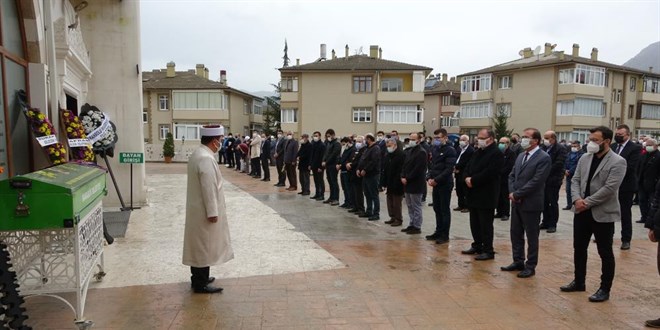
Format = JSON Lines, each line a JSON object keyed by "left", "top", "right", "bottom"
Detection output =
{"left": 0, "top": 163, "right": 107, "bottom": 231}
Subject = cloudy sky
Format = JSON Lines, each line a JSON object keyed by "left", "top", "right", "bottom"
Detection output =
{"left": 140, "top": 0, "right": 660, "bottom": 94}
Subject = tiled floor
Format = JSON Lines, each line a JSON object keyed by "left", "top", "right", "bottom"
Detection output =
{"left": 23, "top": 162, "right": 660, "bottom": 329}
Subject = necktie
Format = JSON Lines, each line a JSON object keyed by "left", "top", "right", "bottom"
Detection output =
{"left": 616, "top": 145, "right": 622, "bottom": 154}
{"left": 523, "top": 152, "right": 529, "bottom": 163}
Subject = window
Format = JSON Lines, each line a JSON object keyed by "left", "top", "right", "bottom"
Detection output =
{"left": 637, "top": 129, "right": 660, "bottom": 140}
{"left": 557, "top": 129, "right": 591, "bottom": 144}
{"left": 353, "top": 76, "right": 372, "bottom": 93}
{"left": 460, "top": 74, "right": 491, "bottom": 92}
{"left": 253, "top": 102, "right": 263, "bottom": 115}
{"left": 142, "top": 109, "right": 148, "bottom": 123}
{"left": 441, "top": 116, "right": 460, "bottom": 127}
{"left": 243, "top": 99, "right": 250, "bottom": 115}
{"left": 173, "top": 91, "right": 227, "bottom": 110}
{"left": 174, "top": 124, "right": 201, "bottom": 140}
{"left": 442, "top": 95, "right": 460, "bottom": 106}
{"left": 281, "top": 108, "right": 298, "bottom": 123}
{"left": 614, "top": 89, "right": 622, "bottom": 104}
{"left": 630, "top": 77, "right": 637, "bottom": 92}
{"left": 459, "top": 102, "right": 492, "bottom": 119}
{"left": 495, "top": 103, "right": 512, "bottom": 117}
{"left": 556, "top": 98, "right": 605, "bottom": 117}
{"left": 628, "top": 105, "right": 634, "bottom": 119}
{"left": 643, "top": 77, "right": 660, "bottom": 93}
{"left": 159, "top": 94, "right": 169, "bottom": 111}
{"left": 499, "top": 76, "right": 512, "bottom": 89}
{"left": 352, "top": 107, "right": 372, "bottom": 122}
{"left": 281, "top": 76, "right": 299, "bottom": 92}
{"left": 159, "top": 124, "right": 170, "bottom": 140}
{"left": 381, "top": 78, "right": 403, "bottom": 92}
{"left": 558, "top": 68, "right": 574, "bottom": 84}
{"left": 641, "top": 104, "right": 660, "bottom": 119}
{"left": 377, "top": 105, "right": 423, "bottom": 123}
{"left": 559, "top": 64, "right": 606, "bottom": 86}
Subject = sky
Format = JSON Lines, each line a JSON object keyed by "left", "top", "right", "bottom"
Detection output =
{"left": 140, "top": 0, "right": 660, "bottom": 94}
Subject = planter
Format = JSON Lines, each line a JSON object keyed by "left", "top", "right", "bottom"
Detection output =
{"left": 164, "top": 156, "right": 173, "bottom": 163}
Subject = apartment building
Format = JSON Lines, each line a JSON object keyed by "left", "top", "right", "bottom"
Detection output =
{"left": 457, "top": 43, "right": 660, "bottom": 142}
{"left": 424, "top": 73, "right": 461, "bottom": 134}
{"left": 142, "top": 63, "right": 263, "bottom": 161}
{"left": 278, "top": 44, "right": 432, "bottom": 136}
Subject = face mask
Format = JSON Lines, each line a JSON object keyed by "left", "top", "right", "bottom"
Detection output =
{"left": 387, "top": 147, "right": 395, "bottom": 153}
{"left": 586, "top": 141, "right": 602, "bottom": 154}
{"left": 543, "top": 139, "right": 551, "bottom": 147}
{"left": 253, "top": 133, "right": 257, "bottom": 138}
{"left": 520, "top": 138, "right": 531, "bottom": 149}
{"left": 277, "top": 134, "right": 283, "bottom": 139}
{"left": 498, "top": 143, "right": 506, "bottom": 151}
{"left": 286, "top": 135, "right": 292, "bottom": 140}
{"left": 377, "top": 136, "right": 384, "bottom": 141}
{"left": 459, "top": 140, "right": 467, "bottom": 147}
{"left": 313, "top": 136, "right": 320, "bottom": 142}
{"left": 571, "top": 147, "right": 579, "bottom": 153}
{"left": 347, "top": 143, "right": 353, "bottom": 148}
{"left": 477, "top": 139, "right": 487, "bottom": 149}
{"left": 355, "top": 142, "right": 363, "bottom": 149}
{"left": 614, "top": 135, "right": 625, "bottom": 144}
{"left": 409, "top": 141, "right": 418, "bottom": 147}
{"left": 646, "top": 146, "right": 656, "bottom": 153}
{"left": 433, "top": 139, "right": 442, "bottom": 147}
{"left": 511, "top": 138, "right": 518, "bottom": 144}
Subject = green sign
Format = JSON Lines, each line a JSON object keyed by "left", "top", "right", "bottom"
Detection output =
{"left": 119, "top": 152, "right": 144, "bottom": 164}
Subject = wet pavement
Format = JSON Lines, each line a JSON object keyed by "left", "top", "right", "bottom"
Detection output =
{"left": 24, "top": 162, "right": 660, "bottom": 329}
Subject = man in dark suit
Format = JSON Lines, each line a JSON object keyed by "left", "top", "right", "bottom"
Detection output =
{"left": 426, "top": 128, "right": 457, "bottom": 244}
{"left": 540, "top": 130, "right": 568, "bottom": 233}
{"left": 323, "top": 129, "right": 342, "bottom": 205}
{"left": 338, "top": 137, "right": 356, "bottom": 209}
{"left": 495, "top": 137, "right": 516, "bottom": 221}
{"left": 273, "top": 130, "right": 286, "bottom": 187}
{"left": 297, "top": 134, "right": 312, "bottom": 195}
{"left": 310, "top": 131, "right": 326, "bottom": 201}
{"left": 383, "top": 138, "right": 406, "bottom": 227}
{"left": 560, "top": 126, "right": 626, "bottom": 303}
{"left": 348, "top": 136, "right": 367, "bottom": 215}
{"left": 283, "top": 131, "right": 298, "bottom": 191}
{"left": 401, "top": 133, "right": 428, "bottom": 234}
{"left": 462, "top": 128, "right": 504, "bottom": 260}
{"left": 613, "top": 124, "right": 642, "bottom": 250}
{"left": 454, "top": 135, "right": 474, "bottom": 213}
{"left": 501, "top": 128, "right": 551, "bottom": 278}
{"left": 644, "top": 179, "right": 660, "bottom": 328}
{"left": 260, "top": 133, "right": 271, "bottom": 181}
{"left": 639, "top": 139, "right": 660, "bottom": 225}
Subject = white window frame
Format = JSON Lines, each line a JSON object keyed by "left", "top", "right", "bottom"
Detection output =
{"left": 556, "top": 98, "right": 605, "bottom": 117}
{"left": 630, "top": 77, "right": 637, "bottom": 92}
{"left": 643, "top": 77, "right": 660, "bottom": 93}
{"left": 253, "top": 102, "right": 263, "bottom": 115}
{"left": 352, "top": 107, "right": 372, "bottom": 123}
{"left": 281, "top": 108, "right": 298, "bottom": 123}
{"left": 641, "top": 104, "right": 660, "bottom": 119}
{"left": 460, "top": 74, "right": 492, "bottom": 93}
{"left": 441, "top": 116, "right": 460, "bottom": 127}
{"left": 637, "top": 129, "right": 660, "bottom": 140}
{"left": 172, "top": 91, "right": 227, "bottom": 110}
{"left": 614, "top": 89, "right": 622, "bottom": 104}
{"left": 142, "top": 109, "right": 148, "bottom": 123}
{"left": 353, "top": 76, "right": 373, "bottom": 93}
{"left": 281, "top": 76, "right": 299, "bottom": 92}
{"left": 499, "top": 76, "right": 512, "bottom": 89}
{"left": 459, "top": 102, "right": 492, "bottom": 119}
{"left": 557, "top": 129, "right": 591, "bottom": 144}
{"left": 381, "top": 78, "right": 403, "bottom": 92}
{"left": 377, "top": 105, "right": 423, "bottom": 124}
{"left": 495, "top": 103, "right": 512, "bottom": 117}
{"left": 174, "top": 123, "right": 201, "bottom": 140}
{"left": 159, "top": 94, "right": 169, "bottom": 111}
{"left": 158, "top": 124, "right": 170, "bottom": 140}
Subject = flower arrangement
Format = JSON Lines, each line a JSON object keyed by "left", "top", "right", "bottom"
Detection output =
{"left": 61, "top": 109, "right": 95, "bottom": 162}
{"left": 24, "top": 108, "right": 67, "bottom": 165}
{"left": 80, "top": 103, "right": 118, "bottom": 157}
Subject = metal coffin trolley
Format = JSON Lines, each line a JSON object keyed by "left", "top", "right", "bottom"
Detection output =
{"left": 0, "top": 163, "right": 108, "bottom": 329}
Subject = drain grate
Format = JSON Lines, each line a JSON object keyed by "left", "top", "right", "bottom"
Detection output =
{"left": 103, "top": 210, "right": 131, "bottom": 238}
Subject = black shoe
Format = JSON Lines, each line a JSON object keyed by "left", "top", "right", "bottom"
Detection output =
{"left": 359, "top": 213, "right": 372, "bottom": 218}
{"left": 500, "top": 215, "right": 509, "bottom": 221}
{"left": 588, "top": 288, "right": 610, "bottom": 302}
{"left": 453, "top": 207, "right": 463, "bottom": 211}
{"left": 547, "top": 227, "right": 556, "bottom": 233}
{"left": 425, "top": 233, "right": 440, "bottom": 240}
{"left": 461, "top": 247, "right": 481, "bottom": 255}
{"left": 339, "top": 203, "right": 349, "bottom": 208}
{"left": 636, "top": 219, "right": 646, "bottom": 224}
{"left": 494, "top": 214, "right": 503, "bottom": 218}
{"left": 348, "top": 209, "right": 359, "bottom": 213}
{"left": 315, "top": 197, "right": 325, "bottom": 201}
{"left": 621, "top": 242, "right": 631, "bottom": 250}
{"left": 562, "top": 206, "right": 571, "bottom": 210}
{"left": 297, "top": 191, "right": 304, "bottom": 195}
{"left": 323, "top": 199, "right": 332, "bottom": 204}
{"left": 310, "top": 195, "right": 318, "bottom": 199}
{"left": 560, "top": 281, "right": 586, "bottom": 292}
{"left": 474, "top": 253, "right": 495, "bottom": 261}
{"left": 384, "top": 219, "right": 395, "bottom": 224}
{"left": 301, "top": 192, "right": 310, "bottom": 196}
{"left": 539, "top": 224, "right": 549, "bottom": 230}
{"left": 517, "top": 268, "right": 535, "bottom": 278}
{"left": 406, "top": 227, "right": 421, "bottom": 235}
{"left": 330, "top": 201, "right": 340, "bottom": 206}
{"left": 435, "top": 238, "right": 449, "bottom": 245}
{"left": 190, "top": 277, "right": 216, "bottom": 288}
{"left": 428, "top": 203, "right": 434, "bottom": 207}
{"left": 500, "top": 263, "right": 525, "bottom": 271}
{"left": 390, "top": 220, "right": 403, "bottom": 227}
{"left": 193, "top": 285, "right": 224, "bottom": 294}
{"left": 401, "top": 226, "right": 414, "bottom": 232}
{"left": 645, "top": 318, "right": 660, "bottom": 328}
{"left": 274, "top": 183, "right": 285, "bottom": 187}
{"left": 368, "top": 215, "right": 380, "bottom": 221}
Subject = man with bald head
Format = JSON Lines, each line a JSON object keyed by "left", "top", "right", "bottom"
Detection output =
{"left": 540, "top": 130, "right": 568, "bottom": 233}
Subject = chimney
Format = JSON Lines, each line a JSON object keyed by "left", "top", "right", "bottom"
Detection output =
{"left": 204, "top": 67, "right": 209, "bottom": 79}
{"left": 558, "top": 51, "right": 565, "bottom": 60}
{"left": 195, "top": 64, "right": 205, "bottom": 77}
{"left": 345, "top": 44, "right": 349, "bottom": 58}
{"left": 320, "top": 44, "right": 327, "bottom": 60}
{"left": 369, "top": 45, "right": 378, "bottom": 58}
{"left": 590, "top": 47, "right": 598, "bottom": 61}
{"left": 442, "top": 73, "right": 448, "bottom": 82}
{"left": 296, "top": 58, "right": 300, "bottom": 66}
{"left": 572, "top": 43, "right": 580, "bottom": 57}
{"left": 379, "top": 47, "right": 382, "bottom": 59}
{"left": 523, "top": 47, "right": 533, "bottom": 58}
{"left": 220, "top": 70, "right": 227, "bottom": 85}
{"left": 544, "top": 42, "right": 552, "bottom": 56}
{"left": 650, "top": 66, "right": 654, "bottom": 73}
{"left": 450, "top": 77, "right": 456, "bottom": 83}
{"left": 331, "top": 49, "right": 336, "bottom": 59}
{"left": 166, "top": 61, "right": 176, "bottom": 77}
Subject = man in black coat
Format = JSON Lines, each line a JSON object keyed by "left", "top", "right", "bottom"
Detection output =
{"left": 260, "top": 133, "right": 271, "bottom": 181}
{"left": 383, "top": 138, "right": 406, "bottom": 227}
{"left": 644, "top": 179, "right": 660, "bottom": 328}
{"left": 347, "top": 136, "right": 366, "bottom": 215}
{"left": 297, "top": 134, "right": 312, "bottom": 195}
{"left": 495, "top": 137, "right": 516, "bottom": 221}
{"left": 454, "top": 135, "right": 474, "bottom": 212}
{"left": 613, "top": 124, "right": 642, "bottom": 250}
{"left": 273, "top": 130, "right": 286, "bottom": 187}
{"left": 357, "top": 134, "right": 382, "bottom": 220}
{"left": 224, "top": 133, "right": 236, "bottom": 168}
{"left": 401, "top": 133, "right": 428, "bottom": 234}
{"left": 540, "top": 131, "right": 568, "bottom": 233}
{"left": 283, "top": 132, "right": 299, "bottom": 191}
{"left": 338, "top": 137, "right": 356, "bottom": 209}
{"left": 640, "top": 139, "right": 660, "bottom": 225}
{"left": 323, "top": 129, "right": 342, "bottom": 205}
{"left": 426, "top": 129, "right": 457, "bottom": 244}
{"left": 310, "top": 131, "right": 326, "bottom": 201}
{"left": 462, "top": 128, "right": 504, "bottom": 260}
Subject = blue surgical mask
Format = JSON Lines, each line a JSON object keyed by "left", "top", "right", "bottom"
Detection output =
{"left": 355, "top": 142, "right": 363, "bottom": 149}
{"left": 433, "top": 139, "right": 442, "bottom": 147}
{"left": 498, "top": 143, "right": 506, "bottom": 151}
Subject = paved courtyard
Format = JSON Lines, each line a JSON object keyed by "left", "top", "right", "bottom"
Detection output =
{"left": 24, "top": 162, "right": 660, "bottom": 329}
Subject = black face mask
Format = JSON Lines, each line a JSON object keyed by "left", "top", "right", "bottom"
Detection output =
{"left": 614, "top": 136, "right": 625, "bottom": 144}
{"left": 511, "top": 138, "right": 518, "bottom": 144}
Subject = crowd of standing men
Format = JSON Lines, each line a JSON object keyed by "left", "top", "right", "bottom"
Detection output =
{"left": 214, "top": 124, "right": 660, "bottom": 307}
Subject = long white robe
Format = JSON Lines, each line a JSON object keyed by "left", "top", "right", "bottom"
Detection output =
{"left": 183, "top": 145, "right": 234, "bottom": 267}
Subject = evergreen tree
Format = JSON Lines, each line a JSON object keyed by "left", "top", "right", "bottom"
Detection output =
{"left": 162, "top": 133, "right": 175, "bottom": 158}
{"left": 263, "top": 83, "right": 281, "bottom": 136}
{"left": 492, "top": 107, "right": 513, "bottom": 140}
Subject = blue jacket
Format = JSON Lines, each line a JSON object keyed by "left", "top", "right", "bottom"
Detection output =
{"left": 565, "top": 150, "right": 583, "bottom": 178}
{"left": 427, "top": 143, "right": 456, "bottom": 186}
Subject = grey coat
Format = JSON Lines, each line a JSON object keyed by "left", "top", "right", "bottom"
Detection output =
{"left": 508, "top": 148, "right": 551, "bottom": 212}
{"left": 571, "top": 150, "right": 627, "bottom": 223}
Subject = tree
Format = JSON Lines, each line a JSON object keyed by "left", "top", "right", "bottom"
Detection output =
{"left": 492, "top": 107, "right": 513, "bottom": 140}
{"left": 262, "top": 83, "right": 281, "bottom": 136}
{"left": 162, "top": 132, "right": 175, "bottom": 158}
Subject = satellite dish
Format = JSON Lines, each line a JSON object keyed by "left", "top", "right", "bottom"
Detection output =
{"left": 518, "top": 49, "right": 524, "bottom": 57}
{"left": 533, "top": 46, "right": 541, "bottom": 56}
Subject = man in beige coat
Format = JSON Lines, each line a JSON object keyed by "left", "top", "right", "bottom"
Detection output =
{"left": 249, "top": 131, "right": 262, "bottom": 178}
{"left": 183, "top": 125, "right": 234, "bottom": 294}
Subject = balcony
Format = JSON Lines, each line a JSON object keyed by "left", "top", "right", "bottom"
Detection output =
{"left": 172, "top": 109, "right": 229, "bottom": 121}
{"left": 638, "top": 91, "right": 660, "bottom": 103}
{"left": 557, "top": 84, "right": 605, "bottom": 97}
{"left": 250, "top": 113, "right": 263, "bottom": 123}
{"left": 555, "top": 115, "right": 607, "bottom": 127}
{"left": 281, "top": 91, "right": 299, "bottom": 102}
{"left": 459, "top": 90, "right": 493, "bottom": 103}
{"left": 459, "top": 117, "right": 491, "bottom": 128}
{"left": 377, "top": 91, "right": 424, "bottom": 103}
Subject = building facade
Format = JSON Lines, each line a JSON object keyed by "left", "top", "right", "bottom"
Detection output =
{"left": 142, "top": 64, "right": 263, "bottom": 161}
{"left": 457, "top": 43, "right": 660, "bottom": 141}
{"left": 278, "top": 45, "right": 432, "bottom": 136}
{"left": 1, "top": 0, "right": 145, "bottom": 207}
{"left": 424, "top": 73, "right": 461, "bottom": 134}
